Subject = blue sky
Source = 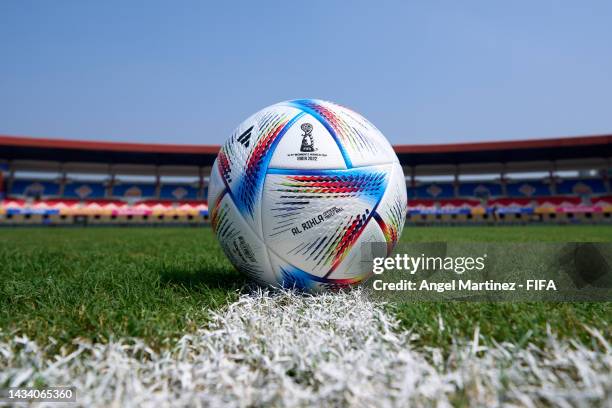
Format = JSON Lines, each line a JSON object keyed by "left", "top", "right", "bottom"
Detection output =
{"left": 1, "top": 1, "right": 611, "bottom": 145}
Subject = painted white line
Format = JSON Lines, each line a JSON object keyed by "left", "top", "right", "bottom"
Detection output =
{"left": 0, "top": 290, "right": 610, "bottom": 407}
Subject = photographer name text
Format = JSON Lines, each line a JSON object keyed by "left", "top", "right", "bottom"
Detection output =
{"left": 372, "top": 279, "right": 557, "bottom": 292}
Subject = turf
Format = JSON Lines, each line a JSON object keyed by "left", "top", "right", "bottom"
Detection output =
{"left": 400, "top": 224, "right": 612, "bottom": 242}
{"left": 4, "top": 290, "right": 609, "bottom": 406}
{"left": 396, "top": 225, "right": 612, "bottom": 349}
{"left": 0, "top": 228, "right": 244, "bottom": 351}
{"left": 0, "top": 225, "right": 610, "bottom": 354}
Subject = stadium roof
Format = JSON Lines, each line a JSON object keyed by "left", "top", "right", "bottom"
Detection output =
{"left": 1, "top": 133, "right": 610, "bottom": 176}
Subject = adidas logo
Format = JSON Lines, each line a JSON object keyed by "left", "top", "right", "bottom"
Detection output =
{"left": 237, "top": 126, "right": 253, "bottom": 147}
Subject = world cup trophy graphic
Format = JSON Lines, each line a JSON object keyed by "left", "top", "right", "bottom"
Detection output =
{"left": 300, "top": 123, "right": 315, "bottom": 152}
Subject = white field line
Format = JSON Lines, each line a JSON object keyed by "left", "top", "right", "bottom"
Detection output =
{"left": 0, "top": 289, "right": 610, "bottom": 407}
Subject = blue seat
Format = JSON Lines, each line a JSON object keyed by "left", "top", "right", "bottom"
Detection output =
{"left": 414, "top": 183, "right": 454, "bottom": 199}
{"left": 459, "top": 182, "right": 502, "bottom": 197}
{"left": 64, "top": 182, "right": 106, "bottom": 199}
{"left": 557, "top": 178, "right": 606, "bottom": 195}
{"left": 406, "top": 186, "right": 417, "bottom": 199}
{"left": 160, "top": 184, "right": 199, "bottom": 200}
{"left": 112, "top": 183, "right": 156, "bottom": 198}
{"left": 10, "top": 179, "right": 60, "bottom": 197}
{"left": 506, "top": 180, "right": 550, "bottom": 197}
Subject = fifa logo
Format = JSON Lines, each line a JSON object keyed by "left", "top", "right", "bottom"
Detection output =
{"left": 300, "top": 123, "right": 315, "bottom": 152}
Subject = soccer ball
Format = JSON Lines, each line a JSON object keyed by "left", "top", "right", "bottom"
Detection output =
{"left": 208, "top": 99, "right": 407, "bottom": 291}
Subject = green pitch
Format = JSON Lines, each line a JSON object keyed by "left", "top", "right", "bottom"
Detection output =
{"left": 1, "top": 226, "right": 610, "bottom": 354}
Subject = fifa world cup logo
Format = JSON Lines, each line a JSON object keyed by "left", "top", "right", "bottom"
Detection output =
{"left": 300, "top": 123, "right": 315, "bottom": 152}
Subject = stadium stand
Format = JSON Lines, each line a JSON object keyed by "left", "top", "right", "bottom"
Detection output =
{"left": 506, "top": 179, "right": 551, "bottom": 197}
{"left": 0, "top": 133, "right": 610, "bottom": 225}
{"left": 63, "top": 181, "right": 106, "bottom": 199}
{"left": 410, "top": 182, "right": 455, "bottom": 199}
{"left": 112, "top": 182, "right": 157, "bottom": 199}
{"left": 458, "top": 181, "right": 503, "bottom": 198}
{"left": 556, "top": 177, "right": 607, "bottom": 195}
{"left": 10, "top": 179, "right": 60, "bottom": 198}
{"left": 160, "top": 183, "right": 200, "bottom": 200}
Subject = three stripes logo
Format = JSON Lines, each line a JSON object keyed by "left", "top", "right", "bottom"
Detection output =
{"left": 237, "top": 126, "right": 253, "bottom": 148}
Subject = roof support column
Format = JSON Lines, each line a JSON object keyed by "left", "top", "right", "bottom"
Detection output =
{"left": 107, "top": 166, "right": 115, "bottom": 199}
{"left": 58, "top": 163, "right": 67, "bottom": 197}
{"left": 155, "top": 167, "right": 161, "bottom": 199}
{"left": 453, "top": 166, "right": 459, "bottom": 198}
{"left": 548, "top": 162, "right": 557, "bottom": 195}
{"left": 198, "top": 167, "right": 205, "bottom": 201}
{"left": 500, "top": 164, "right": 507, "bottom": 197}
{"left": 604, "top": 159, "right": 611, "bottom": 193}
{"left": 0, "top": 164, "right": 5, "bottom": 199}
{"left": 7, "top": 163, "right": 15, "bottom": 198}
{"left": 408, "top": 166, "right": 415, "bottom": 202}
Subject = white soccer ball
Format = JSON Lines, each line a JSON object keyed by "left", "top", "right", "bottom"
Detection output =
{"left": 208, "top": 99, "right": 407, "bottom": 291}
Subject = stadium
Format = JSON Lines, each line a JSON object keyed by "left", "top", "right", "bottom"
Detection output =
{"left": 1, "top": 133, "right": 611, "bottom": 226}
{"left": 1, "top": 131, "right": 611, "bottom": 406}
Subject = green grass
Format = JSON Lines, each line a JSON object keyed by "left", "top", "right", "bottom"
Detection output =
{"left": 0, "top": 226, "right": 610, "bottom": 354}
{"left": 397, "top": 225, "right": 612, "bottom": 349}
{"left": 395, "top": 301, "right": 609, "bottom": 349}
{"left": 400, "top": 224, "right": 612, "bottom": 242}
{"left": 0, "top": 228, "right": 244, "bottom": 351}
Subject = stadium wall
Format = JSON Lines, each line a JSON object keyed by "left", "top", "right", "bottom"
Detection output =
{"left": 0, "top": 134, "right": 610, "bottom": 226}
